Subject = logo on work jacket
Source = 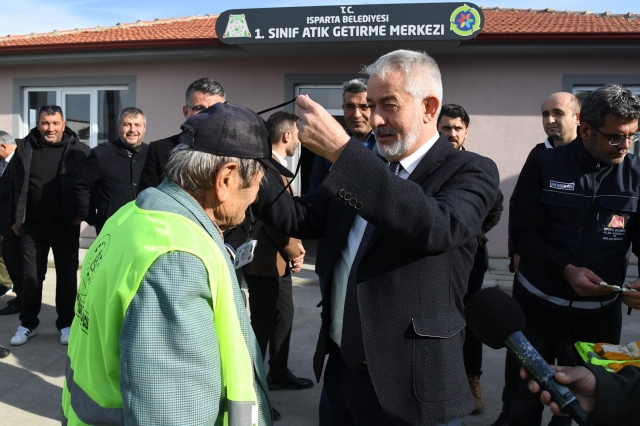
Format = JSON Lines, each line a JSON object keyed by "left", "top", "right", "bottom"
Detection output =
{"left": 550, "top": 180, "right": 575, "bottom": 191}
{"left": 608, "top": 215, "right": 626, "bottom": 229}
{"left": 224, "top": 14, "right": 252, "bottom": 38}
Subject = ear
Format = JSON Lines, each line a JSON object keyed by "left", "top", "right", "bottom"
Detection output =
{"left": 214, "top": 162, "right": 239, "bottom": 203}
{"left": 575, "top": 112, "right": 580, "bottom": 125}
{"left": 579, "top": 122, "right": 590, "bottom": 140}
{"left": 182, "top": 106, "right": 189, "bottom": 119}
{"left": 423, "top": 96, "right": 441, "bottom": 124}
{"left": 282, "top": 130, "right": 291, "bottom": 145}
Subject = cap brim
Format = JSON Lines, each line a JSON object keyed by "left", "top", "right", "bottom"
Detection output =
{"left": 258, "top": 157, "right": 295, "bottom": 179}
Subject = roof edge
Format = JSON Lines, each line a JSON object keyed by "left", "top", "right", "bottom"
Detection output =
{"left": 0, "top": 38, "right": 225, "bottom": 55}
{"left": 475, "top": 32, "right": 640, "bottom": 42}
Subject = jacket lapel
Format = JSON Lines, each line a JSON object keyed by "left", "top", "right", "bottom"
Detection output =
{"left": 364, "top": 136, "right": 451, "bottom": 251}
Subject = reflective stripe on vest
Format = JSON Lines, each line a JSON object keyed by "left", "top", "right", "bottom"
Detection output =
{"left": 62, "top": 201, "right": 258, "bottom": 426}
{"left": 518, "top": 271, "right": 620, "bottom": 309}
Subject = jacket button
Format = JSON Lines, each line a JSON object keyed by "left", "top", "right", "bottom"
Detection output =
{"left": 338, "top": 189, "right": 346, "bottom": 198}
{"left": 344, "top": 193, "right": 352, "bottom": 201}
{"left": 355, "top": 202, "right": 363, "bottom": 209}
{"left": 349, "top": 199, "right": 357, "bottom": 207}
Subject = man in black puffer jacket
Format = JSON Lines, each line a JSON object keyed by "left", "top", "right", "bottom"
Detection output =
{"left": 75, "top": 107, "right": 148, "bottom": 234}
{"left": 7, "top": 105, "right": 90, "bottom": 347}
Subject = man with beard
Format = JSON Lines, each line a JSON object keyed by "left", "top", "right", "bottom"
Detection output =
{"left": 253, "top": 50, "right": 500, "bottom": 425}
{"left": 507, "top": 84, "right": 640, "bottom": 426}
{"left": 76, "top": 107, "right": 148, "bottom": 234}
{"left": 8, "top": 105, "right": 90, "bottom": 346}
{"left": 438, "top": 104, "right": 504, "bottom": 415}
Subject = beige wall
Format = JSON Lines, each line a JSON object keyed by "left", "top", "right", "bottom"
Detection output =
{"left": 1, "top": 53, "right": 640, "bottom": 256}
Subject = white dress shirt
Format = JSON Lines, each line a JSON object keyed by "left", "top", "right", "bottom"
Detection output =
{"left": 272, "top": 150, "right": 288, "bottom": 167}
{"left": 330, "top": 131, "right": 440, "bottom": 346}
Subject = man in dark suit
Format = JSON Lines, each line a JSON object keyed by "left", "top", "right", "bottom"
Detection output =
{"left": 75, "top": 107, "right": 149, "bottom": 234}
{"left": 253, "top": 50, "right": 500, "bottom": 426}
{"left": 138, "top": 78, "right": 226, "bottom": 192}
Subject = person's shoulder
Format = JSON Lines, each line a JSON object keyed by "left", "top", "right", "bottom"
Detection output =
{"left": 148, "top": 134, "right": 181, "bottom": 150}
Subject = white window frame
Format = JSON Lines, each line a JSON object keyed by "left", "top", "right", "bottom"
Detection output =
{"left": 22, "top": 85, "right": 128, "bottom": 147}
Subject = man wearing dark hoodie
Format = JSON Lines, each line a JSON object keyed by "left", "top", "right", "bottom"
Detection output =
{"left": 8, "top": 105, "right": 90, "bottom": 346}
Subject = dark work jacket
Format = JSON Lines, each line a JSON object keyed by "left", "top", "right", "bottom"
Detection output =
{"left": 254, "top": 136, "right": 500, "bottom": 425}
{"left": 588, "top": 364, "right": 640, "bottom": 426}
{"left": 511, "top": 137, "right": 640, "bottom": 311}
{"left": 138, "top": 134, "right": 180, "bottom": 193}
{"left": 9, "top": 127, "right": 90, "bottom": 227}
{"left": 0, "top": 149, "right": 19, "bottom": 238}
{"left": 75, "top": 139, "right": 148, "bottom": 229}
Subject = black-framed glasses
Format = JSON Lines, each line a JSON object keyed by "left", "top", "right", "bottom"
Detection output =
{"left": 38, "top": 105, "right": 62, "bottom": 114}
{"left": 588, "top": 123, "right": 640, "bottom": 145}
{"left": 186, "top": 105, "right": 208, "bottom": 113}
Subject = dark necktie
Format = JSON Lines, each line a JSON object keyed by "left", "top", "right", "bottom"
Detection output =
{"left": 341, "top": 161, "right": 401, "bottom": 369}
{"left": 0, "top": 160, "right": 7, "bottom": 177}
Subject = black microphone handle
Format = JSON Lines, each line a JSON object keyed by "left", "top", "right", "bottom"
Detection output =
{"left": 505, "top": 331, "right": 592, "bottom": 426}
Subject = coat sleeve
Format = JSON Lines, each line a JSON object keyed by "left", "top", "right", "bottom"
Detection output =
{"left": 74, "top": 149, "right": 100, "bottom": 224}
{"left": 120, "top": 251, "right": 223, "bottom": 425}
{"left": 138, "top": 143, "right": 160, "bottom": 194}
{"left": 482, "top": 188, "right": 504, "bottom": 237}
{"left": 254, "top": 138, "right": 499, "bottom": 254}
{"left": 587, "top": 364, "right": 640, "bottom": 425}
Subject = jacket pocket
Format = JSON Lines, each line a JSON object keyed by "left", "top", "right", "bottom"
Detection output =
{"left": 598, "top": 195, "right": 637, "bottom": 244}
{"left": 411, "top": 312, "right": 467, "bottom": 404}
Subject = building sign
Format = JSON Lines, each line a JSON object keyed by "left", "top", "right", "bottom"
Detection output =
{"left": 216, "top": 3, "right": 484, "bottom": 45}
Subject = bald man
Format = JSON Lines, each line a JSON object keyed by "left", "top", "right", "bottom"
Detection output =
{"left": 494, "top": 93, "right": 581, "bottom": 426}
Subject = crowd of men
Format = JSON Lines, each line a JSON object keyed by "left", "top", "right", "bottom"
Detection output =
{"left": 0, "top": 49, "right": 639, "bottom": 426}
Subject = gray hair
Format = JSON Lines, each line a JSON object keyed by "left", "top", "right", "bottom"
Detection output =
{"left": 580, "top": 84, "right": 640, "bottom": 129}
{"left": 118, "top": 107, "right": 146, "bottom": 127}
{"left": 185, "top": 78, "right": 227, "bottom": 103}
{"left": 342, "top": 78, "right": 368, "bottom": 100}
{"left": 363, "top": 49, "right": 443, "bottom": 115}
{"left": 165, "top": 144, "right": 264, "bottom": 195}
{"left": 0, "top": 130, "right": 15, "bottom": 145}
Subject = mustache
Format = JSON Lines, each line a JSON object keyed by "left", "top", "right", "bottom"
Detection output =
{"left": 374, "top": 127, "right": 396, "bottom": 137}
{"left": 447, "top": 137, "right": 459, "bottom": 143}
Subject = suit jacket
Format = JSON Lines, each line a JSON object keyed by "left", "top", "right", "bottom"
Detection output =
{"left": 138, "top": 134, "right": 180, "bottom": 193}
{"left": 243, "top": 163, "right": 301, "bottom": 277}
{"left": 253, "top": 135, "right": 500, "bottom": 425}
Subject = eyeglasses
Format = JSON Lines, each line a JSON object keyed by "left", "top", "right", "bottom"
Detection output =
{"left": 588, "top": 123, "right": 640, "bottom": 145}
{"left": 186, "top": 105, "right": 208, "bottom": 113}
{"left": 38, "top": 105, "right": 62, "bottom": 114}
{"left": 343, "top": 103, "right": 370, "bottom": 112}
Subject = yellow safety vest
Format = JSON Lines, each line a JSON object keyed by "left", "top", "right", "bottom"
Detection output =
{"left": 62, "top": 202, "right": 258, "bottom": 425}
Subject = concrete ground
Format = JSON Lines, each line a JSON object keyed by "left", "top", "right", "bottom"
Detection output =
{"left": 1, "top": 242, "right": 638, "bottom": 425}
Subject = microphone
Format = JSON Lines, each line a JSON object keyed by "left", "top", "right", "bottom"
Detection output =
{"left": 464, "top": 288, "right": 592, "bottom": 426}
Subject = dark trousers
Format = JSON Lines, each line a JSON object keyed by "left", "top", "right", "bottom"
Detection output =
{"left": 319, "top": 348, "right": 461, "bottom": 426}
{"left": 245, "top": 273, "right": 294, "bottom": 377}
{"left": 2, "top": 235, "right": 23, "bottom": 307}
{"left": 19, "top": 222, "right": 79, "bottom": 331}
{"left": 463, "top": 245, "right": 487, "bottom": 376}
{"left": 507, "top": 279, "right": 622, "bottom": 426}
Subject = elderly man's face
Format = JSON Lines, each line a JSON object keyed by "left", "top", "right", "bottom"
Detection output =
{"left": 368, "top": 71, "right": 424, "bottom": 160}
{"left": 219, "top": 169, "right": 264, "bottom": 229}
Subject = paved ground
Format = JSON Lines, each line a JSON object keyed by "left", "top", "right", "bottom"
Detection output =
{"left": 1, "top": 242, "right": 638, "bottom": 425}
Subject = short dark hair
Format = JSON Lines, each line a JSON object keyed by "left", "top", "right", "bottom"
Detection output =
{"left": 342, "top": 78, "right": 367, "bottom": 101}
{"left": 38, "top": 104, "right": 64, "bottom": 120}
{"left": 580, "top": 84, "right": 640, "bottom": 129}
{"left": 185, "top": 78, "right": 226, "bottom": 103}
{"left": 266, "top": 111, "right": 298, "bottom": 144}
{"left": 118, "top": 107, "right": 145, "bottom": 126}
{"left": 438, "top": 104, "right": 470, "bottom": 127}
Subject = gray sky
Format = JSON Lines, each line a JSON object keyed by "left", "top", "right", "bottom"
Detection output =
{"left": 3, "top": 0, "right": 639, "bottom": 37}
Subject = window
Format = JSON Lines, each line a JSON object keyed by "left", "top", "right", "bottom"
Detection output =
{"left": 24, "top": 86, "right": 128, "bottom": 147}
{"left": 573, "top": 85, "right": 640, "bottom": 155}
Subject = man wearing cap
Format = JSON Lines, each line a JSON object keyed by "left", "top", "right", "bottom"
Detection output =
{"left": 62, "top": 103, "right": 292, "bottom": 425}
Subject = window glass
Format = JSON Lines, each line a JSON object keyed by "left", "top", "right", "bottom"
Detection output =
{"left": 27, "top": 91, "right": 56, "bottom": 131}
{"left": 64, "top": 93, "right": 91, "bottom": 145}
{"left": 97, "top": 90, "right": 127, "bottom": 145}
{"left": 296, "top": 85, "right": 343, "bottom": 115}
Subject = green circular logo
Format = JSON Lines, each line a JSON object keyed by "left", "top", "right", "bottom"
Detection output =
{"left": 450, "top": 5, "right": 482, "bottom": 37}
